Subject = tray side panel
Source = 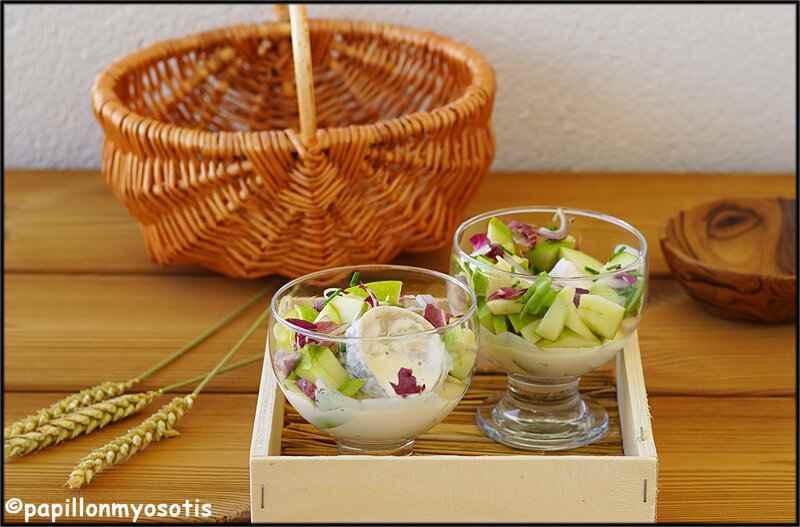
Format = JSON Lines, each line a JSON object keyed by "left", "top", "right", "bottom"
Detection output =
{"left": 617, "top": 333, "right": 657, "bottom": 458}
{"left": 251, "top": 456, "right": 656, "bottom": 523}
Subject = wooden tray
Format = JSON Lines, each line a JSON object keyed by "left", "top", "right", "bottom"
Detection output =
{"left": 250, "top": 333, "right": 657, "bottom": 522}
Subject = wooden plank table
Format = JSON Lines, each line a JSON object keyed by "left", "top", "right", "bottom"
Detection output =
{"left": 3, "top": 170, "right": 796, "bottom": 523}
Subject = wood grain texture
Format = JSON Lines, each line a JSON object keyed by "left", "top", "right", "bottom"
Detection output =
{"left": 3, "top": 392, "right": 256, "bottom": 524}
{"left": 4, "top": 274, "right": 794, "bottom": 396}
{"left": 660, "top": 197, "right": 797, "bottom": 323}
{"left": 3, "top": 171, "right": 795, "bottom": 277}
{"left": 4, "top": 393, "right": 794, "bottom": 523}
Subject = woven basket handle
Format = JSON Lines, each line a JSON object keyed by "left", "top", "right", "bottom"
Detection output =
{"left": 279, "top": 4, "right": 317, "bottom": 147}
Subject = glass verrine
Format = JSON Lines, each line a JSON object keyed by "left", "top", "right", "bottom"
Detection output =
{"left": 268, "top": 264, "right": 479, "bottom": 456}
{"left": 451, "top": 207, "right": 648, "bottom": 450}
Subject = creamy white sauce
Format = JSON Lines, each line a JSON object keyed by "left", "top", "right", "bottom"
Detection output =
{"left": 479, "top": 325, "right": 634, "bottom": 377}
{"left": 282, "top": 385, "right": 460, "bottom": 441}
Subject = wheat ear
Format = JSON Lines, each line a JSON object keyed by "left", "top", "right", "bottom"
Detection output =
{"left": 3, "top": 288, "right": 269, "bottom": 442}
{"left": 66, "top": 308, "right": 270, "bottom": 488}
{"left": 4, "top": 354, "right": 264, "bottom": 461}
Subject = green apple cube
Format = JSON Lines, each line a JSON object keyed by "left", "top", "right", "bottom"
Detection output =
{"left": 294, "top": 346, "right": 350, "bottom": 389}
{"left": 444, "top": 327, "right": 476, "bottom": 355}
{"left": 588, "top": 283, "right": 620, "bottom": 304}
{"left": 624, "top": 278, "right": 645, "bottom": 316}
{"left": 487, "top": 299, "right": 523, "bottom": 315}
{"left": 477, "top": 297, "right": 491, "bottom": 320}
{"left": 524, "top": 236, "right": 575, "bottom": 273}
{"left": 519, "top": 319, "right": 543, "bottom": 344}
{"left": 491, "top": 314, "right": 509, "bottom": 334}
{"left": 337, "top": 378, "right": 366, "bottom": 397}
{"left": 329, "top": 295, "right": 368, "bottom": 324}
{"left": 448, "top": 350, "right": 476, "bottom": 381}
{"left": 561, "top": 286, "right": 598, "bottom": 341}
{"left": 534, "top": 288, "right": 570, "bottom": 341}
{"left": 470, "top": 269, "right": 490, "bottom": 296}
{"left": 487, "top": 217, "right": 516, "bottom": 253}
{"left": 344, "top": 280, "right": 403, "bottom": 304}
{"left": 602, "top": 250, "right": 638, "bottom": 272}
{"left": 560, "top": 247, "right": 604, "bottom": 275}
{"left": 538, "top": 328, "right": 600, "bottom": 349}
{"left": 520, "top": 274, "right": 556, "bottom": 318}
{"left": 480, "top": 314, "right": 495, "bottom": 333}
{"left": 294, "top": 305, "right": 320, "bottom": 322}
{"left": 314, "top": 302, "right": 342, "bottom": 324}
{"left": 486, "top": 274, "right": 517, "bottom": 296}
{"left": 577, "top": 294, "right": 625, "bottom": 339}
{"left": 441, "top": 376, "right": 467, "bottom": 399}
{"left": 507, "top": 312, "right": 539, "bottom": 333}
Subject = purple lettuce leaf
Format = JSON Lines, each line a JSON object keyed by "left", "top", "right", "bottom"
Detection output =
{"left": 358, "top": 283, "right": 379, "bottom": 308}
{"left": 390, "top": 367, "right": 425, "bottom": 397}
{"left": 487, "top": 287, "right": 528, "bottom": 301}
{"left": 508, "top": 220, "right": 538, "bottom": 249}
{"left": 274, "top": 349, "right": 300, "bottom": 378}
{"left": 295, "top": 378, "right": 316, "bottom": 402}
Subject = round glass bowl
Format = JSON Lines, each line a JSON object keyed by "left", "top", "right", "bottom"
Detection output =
{"left": 269, "top": 264, "right": 479, "bottom": 456}
{"left": 451, "top": 207, "right": 648, "bottom": 450}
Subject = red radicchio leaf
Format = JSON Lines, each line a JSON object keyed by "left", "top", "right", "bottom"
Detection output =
{"left": 295, "top": 378, "right": 316, "bottom": 401}
{"left": 469, "top": 233, "right": 490, "bottom": 253}
{"left": 573, "top": 288, "right": 590, "bottom": 308}
{"left": 390, "top": 367, "right": 425, "bottom": 397}
{"left": 469, "top": 234, "right": 506, "bottom": 262}
{"left": 487, "top": 287, "right": 527, "bottom": 301}
{"left": 508, "top": 220, "right": 538, "bottom": 249}
{"left": 358, "top": 283, "right": 379, "bottom": 308}
{"left": 285, "top": 318, "right": 345, "bottom": 349}
{"left": 274, "top": 349, "right": 300, "bottom": 378}
{"left": 423, "top": 303, "right": 446, "bottom": 328}
{"left": 415, "top": 294, "right": 437, "bottom": 307}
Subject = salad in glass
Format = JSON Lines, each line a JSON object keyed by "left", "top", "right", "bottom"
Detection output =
{"left": 451, "top": 206, "right": 648, "bottom": 450}
{"left": 269, "top": 265, "right": 479, "bottom": 455}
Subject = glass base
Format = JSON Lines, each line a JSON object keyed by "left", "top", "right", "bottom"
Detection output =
{"left": 336, "top": 438, "right": 414, "bottom": 456}
{"left": 476, "top": 374, "right": 608, "bottom": 451}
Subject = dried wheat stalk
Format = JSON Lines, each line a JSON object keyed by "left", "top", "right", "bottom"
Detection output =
{"left": 4, "top": 381, "right": 135, "bottom": 441}
{"left": 66, "top": 307, "right": 270, "bottom": 488}
{"left": 3, "top": 288, "right": 268, "bottom": 443}
{"left": 66, "top": 395, "right": 195, "bottom": 489}
{"left": 4, "top": 391, "right": 161, "bottom": 459}
{"left": 4, "top": 354, "right": 264, "bottom": 461}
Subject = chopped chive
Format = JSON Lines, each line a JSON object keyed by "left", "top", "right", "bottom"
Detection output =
{"left": 607, "top": 264, "right": 622, "bottom": 271}
{"left": 548, "top": 225, "right": 558, "bottom": 231}
{"left": 501, "top": 245, "right": 513, "bottom": 255}
{"left": 317, "top": 288, "right": 343, "bottom": 310}
{"left": 629, "top": 271, "right": 644, "bottom": 277}
{"left": 609, "top": 246, "right": 626, "bottom": 261}
{"left": 618, "top": 287, "right": 635, "bottom": 296}
{"left": 584, "top": 266, "right": 600, "bottom": 275}
{"left": 349, "top": 271, "right": 360, "bottom": 286}
{"left": 512, "top": 280, "right": 521, "bottom": 288}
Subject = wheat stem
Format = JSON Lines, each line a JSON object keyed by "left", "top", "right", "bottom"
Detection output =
{"left": 65, "top": 308, "right": 270, "bottom": 488}
{"left": 160, "top": 353, "right": 264, "bottom": 393}
{"left": 3, "top": 289, "right": 268, "bottom": 442}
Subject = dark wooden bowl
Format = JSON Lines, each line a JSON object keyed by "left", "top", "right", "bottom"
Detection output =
{"left": 660, "top": 197, "right": 797, "bottom": 323}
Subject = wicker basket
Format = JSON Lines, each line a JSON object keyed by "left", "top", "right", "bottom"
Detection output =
{"left": 91, "top": 6, "right": 495, "bottom": 278}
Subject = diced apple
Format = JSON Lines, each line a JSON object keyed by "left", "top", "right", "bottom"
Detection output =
{"left": 487, "top": 217, "right": 516, "bottom": 253}
{"left": 538, "top": 328, "right": 600, "bottom": 349}
{"left": 344, "top": 280, "right": 403, "bottom": 304}
{"left": 560, "top": 247, "right": 604, "bottom": 275}
{"left": 487, "top": 298, "right": 523, "bottom": 315}
{"left": 577, "top": 294, "right": 625, "bottom": 339}
{"left": 524, "top": 236, "right": 575, "bottom": 273}
{"left": 491, "top": 314, "right": 509, "bottom": 334}
{"left": 314, "top": 302, "right": 342, "bottom": 324}
{"left": 329, "top": 295, "right": 368, "bottom": 324}
{"left": 337, "top": 378, "right": 366, "bottom": 397}
{"left": 588, "top": 283, "right": 620, "bottom": 304}
{"left": 507, "top": 312, "right": 539, "bottom": 333}
{"left": 560, "top": 286, "right": 598, "bottom": 341}
{"left": 534, "top": 288, "right": 570, "bottom": 341}
{"left": 448, "top": 350, "right": 476, "bottom": 381}
{"left": 519, "top": 319, "right": 543, "bottom": 344}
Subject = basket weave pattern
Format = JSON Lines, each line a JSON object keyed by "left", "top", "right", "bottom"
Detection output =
{"left": 92, "top": 20, "right": 495, "bottom": 278}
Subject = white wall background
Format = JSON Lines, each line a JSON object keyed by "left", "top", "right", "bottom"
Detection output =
{"left": 3, "top": 3, "right": 796, "bottom": 173}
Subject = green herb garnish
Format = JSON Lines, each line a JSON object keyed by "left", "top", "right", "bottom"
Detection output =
{"left": 512, "top": 280, "right": 521, "bottom": 288}
{"left": 618, "top": 287, "right": 635, "bottom": 296}
{"left": 317, "top": 288, "right": 343, "bottom": 310}
{"left": 548, "top": 225, "right": 558, "bottom": 231}
{"left": 349, "top": 271, "right": 360, "bottom": 286}
{"left": 584, "top": 266, "right": 600, "bottom": 275}
{"left": 607, "top": 264, "right": 622, "bottom": 271}
{"left": 609, "top": 246, "right": 626, "bottom": 261}
{"left": 629, "top": 272, "right": 644, "bottom": 277}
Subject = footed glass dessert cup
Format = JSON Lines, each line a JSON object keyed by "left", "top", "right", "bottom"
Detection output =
{"left": 451, "top": 207, "right": 648, "bottom": 451}
{"left": 268, "top": 264, "right": 479, "bottom": 456}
